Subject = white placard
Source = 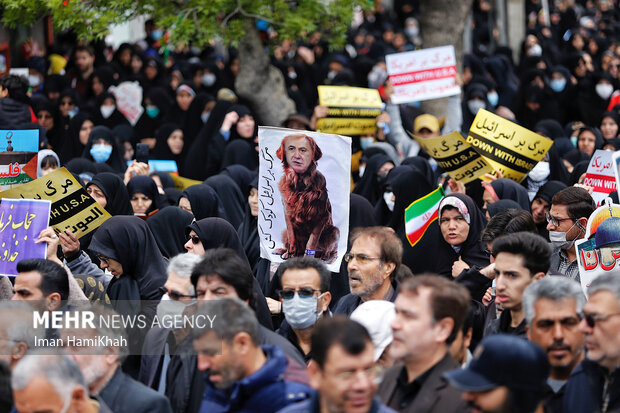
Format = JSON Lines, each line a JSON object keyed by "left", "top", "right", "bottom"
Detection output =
{"left": 386, "top": 45, "right": 461, "bottom": 104}
{"left": 258, "top": 126, "right": 351, "bottom": 272}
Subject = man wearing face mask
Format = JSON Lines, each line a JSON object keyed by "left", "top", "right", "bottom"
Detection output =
{"left": 276, "top": 257, "right": 332, "bottom": 364}
{"left": 546, "top": 187, "right": 595, "bottom": 282}
{"left": 139, "top": 253, "right": 201, "bottom": 391}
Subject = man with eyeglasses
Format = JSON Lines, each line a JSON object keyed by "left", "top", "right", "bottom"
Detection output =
{"left": 378, "top": 275, "right": 470, "bottom": 412}
{"left": 163, "top": 248, "right": 305, "bottom": 413}
{"left": 546, "top": 187, "right": 595, "bottom": 282}
{"left": 138, "top": 253, "right": 201, "bottom": 392}
{"left": 334, "top": 227, "right": 402, "bottom": 316}
{"left": 522, "top": 276, "right": 585, "bottom": 413}
{"left": 276, "top": 257, "right": 332, "bottom": 364}
{"left": 278, "top": 317, "right": 395, "bottom": 413}
{"left": 563, "top": 273, "right": 620, "bottom": 413}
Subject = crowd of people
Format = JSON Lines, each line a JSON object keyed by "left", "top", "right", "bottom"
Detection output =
{"left": 0, "top": 0, "right": 620, "bottom": 412}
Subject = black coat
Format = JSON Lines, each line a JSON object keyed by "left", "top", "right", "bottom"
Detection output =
{"left": 100, "top": 367, "right": 172, "bottom": 413}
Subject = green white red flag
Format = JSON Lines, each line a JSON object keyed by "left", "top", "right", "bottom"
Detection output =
{"left": 405, "top": 186, "right": 445, "bottom": 247}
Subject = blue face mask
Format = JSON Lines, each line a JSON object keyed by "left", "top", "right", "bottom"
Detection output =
{"left": 282, "top": 292, "right": 323, "bottom": 330}
{"left": 201, "top": 112, "right": 210, "bottom": 124}
{"left": 550, "top": 78, "right": 566, "bottom": 93}
{"left": 151, "top": 29, "right": 163, "bottom": 41}
{"left": 360, "top": 137, "right": 374, "bottom": 150}
{"left": 570, "top": 136, "right": 578, "bottom": 147}
{"left": 90, "top": 144, "right": 113, "bottom": 163}
{"left": 146, "top": 105, "right": 160, "bottom": 119}
{"left": 487, "top": 92, "right": 499, "bottom": 107}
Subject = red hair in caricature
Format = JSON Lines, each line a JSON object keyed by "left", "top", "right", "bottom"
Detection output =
{"left": 275, "top": 134, "right": 339, "bottom": 263}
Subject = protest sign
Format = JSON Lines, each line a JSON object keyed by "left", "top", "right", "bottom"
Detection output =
{"left": 467, "top": 109, "right": 553, "bottom": 183}
{"left": 317, "top": 86, "right": 383, "bottom": 135}
{"left": 0, "top": 167, "right": 111, "bottom": 238}
{"left": 575, "top": 201, "right": 620, "bottom": 295}
{"left": 0, "top": 130, "right": 39, "bottom": 189}
{"left": 109, "top": 81, "right": 144, "bottom": 126}
{"left": 582, "top": 149, "right": 616, "bottom": 206}
{"left": 611, "top": 151, "right": 620, "bottom": 199}
{"left": 0, "top": 199, "right": 50, "bottom": 276}
{"left": 258, "top": 126, "right": 351, "bottom": 271}
{"left": 411, "top": 131, "right": 494, "bottom": 184}
{"left": 126, "top": 160, "right": 178, "bottom": 173}
{"left": 169, "top": 174, "right": 202, "bottom": 190}
{"left": 386, "top": 45, "right": 461, "bottom": 104}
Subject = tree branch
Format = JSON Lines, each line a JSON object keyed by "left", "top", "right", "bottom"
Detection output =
{"left": 221, "top": 0, "right": 279, "bottom": 27}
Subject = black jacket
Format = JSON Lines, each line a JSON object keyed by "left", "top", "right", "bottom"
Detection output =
{"left": 0, "top": 98, "right": 32, "bottom": 129}
{"left": 99, "top": 366, "right": 172, "bottom": 413}
{"left": 563, "top": 359, "right": 620, "bottom": 413}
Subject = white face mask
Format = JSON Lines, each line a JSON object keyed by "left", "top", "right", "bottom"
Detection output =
{"left": 405, "top": 26, "right": 419, "bottom": 38}
{"left": 100, "top": 105, "right": 115, "bottom": 119}
{"left": 28, "top": 75, "right": 41, "bottom": 87}
{"left": 528, "top": 44, "right": 542, "bottom": 56}
{"left": 596, "top": 83, "right": 614, "bottom": 100}
{"left": 383, "top": 191, "right": 395, "bottom": 211}
{"left": 358, "top": 165, "right": 366, "bottom": 178}
{"left": 201, "top": 73, "right": 216, "bottom": 87}
{"left": 549, "top": 221, "right": 584, "bottom": 250}
{"left": 468, "top": 100, "right": 486, "bottom": 115}
{"left": 528, "top": 161, "right": 550, "bottom": 182}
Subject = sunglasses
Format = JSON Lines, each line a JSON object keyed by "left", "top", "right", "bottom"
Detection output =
{"left": 186, "top": 235, "right": 201, "bottom": 245}
{"left": 582, "top": 311, "right": 620, "bottom": 328}
{"left": 279, "top": 288, "right": 321, "bottom": 300}
{"left": 159, "top": 286, "right": 196, "bottom": 300}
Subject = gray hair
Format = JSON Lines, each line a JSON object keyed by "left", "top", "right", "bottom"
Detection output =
{"left": 168, "top": 253, "right": 202, "bottom": 279}
{"left": 191, "top": 298, "right": 259, "bottom": 346}
{"left": 168, "top": 253, "right": 201, "bottom": 295}
{"left": 12, "top": 350, "right": 87, "bottom": 404}
{"left": 523, "top": 276, "right": 586, "bottom": 325}
{"left": 0, "top": 301, "right": 37, "bottom": 350}
{"left": 588, "top": 273, "right": 620, "bottom": 301}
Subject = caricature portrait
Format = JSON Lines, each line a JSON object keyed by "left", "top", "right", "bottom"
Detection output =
{"left": 275, "top": 134, "right": 340, "bottom": 263}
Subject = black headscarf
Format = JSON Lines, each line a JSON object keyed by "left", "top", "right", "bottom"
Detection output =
{"left": 375, "top": 165, "right": 413, "bottom": 226}
{"left": 181, "top": 184, "right": 228, "bottom": 221}
{"left": 126, "top": 176, "right": 165, "bottom": 215}
{"left": 401, "top": 156, "right": 436, "bottom": 187}
{"left": 89, "top": 216, "right": 166, "bottom": 301}
{"left": 58, "top": 112, "right": 94, "bottom": 164}
{"left": 350, "top": 193, "right": 377, "bottom": 230}
{"left": 487, "top": 179, "right": 531, "bottom": 211}
{"left": 237, "top": 178, "right": 259, "bottom": 271}
{"left": 221, "top": 139, "right": 259, "bottom": 172}
{"left": 221, "top": 164, "right": 257, "bottom": 197}
{"left": 568, "top": 160, "right": 590, "bottom": 186}
{"left": 185, "top": 217, "right": 273, "bottom": 329}
{"left": 203, "top": 174, "right": 245, "bottom": 229}
{"left": 152, "top": 123, "right": 187, "bottom": 175}
{"left": 434, "top": 193, "right": 489, "bottom": 278}
{"left": 184, "top": 100, "right": 234, "bottom": 180}
{"left": 81, "top": 125, "right": 127, "bottom": 172}
{"left": 486, "top": 199, "right": 523, "bottom": 217}
{"left": 151, "top": 171, "right": 175, "bottom": 189}
{"left": 65, "top": 157, "right": 97, "bottom": 175}
{"left": 91, "top": 92, "right": 130, "bottom": 130}
{"left": 87, "top": 172, "right": 133, "bottom": 216}
{"left": 534, "top": 180, "right": 567, "bottom": 204}
{"left": 164, "top": 188, "right": 183, "bottom": 206}
{"left": 134, "top": 87, "right": 172, "bottom": 141}
{"left": 353, "top": 154, "right": 394, "bottom": 206}
{"left": 388, "top": 167, "right": 438, "bottom": 274}
{"left": 183, "top": 92, "right": 215, "bottom": 147}
{"left": 147, "top": 206, "right": 194, "bottom": 259}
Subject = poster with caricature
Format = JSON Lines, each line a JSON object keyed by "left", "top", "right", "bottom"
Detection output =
{"left": 258, "top": 127, "right": 351, "bottom": 271}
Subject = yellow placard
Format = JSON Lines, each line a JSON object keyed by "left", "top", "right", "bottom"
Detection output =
{"left": 0, "top": 168, "right": 111, "bottom": 238}
{"left": 411, "top": 131, "right": 494, "bottom": 184}
{"left": 467, "top": 109, "right": 553, "bottom": 183}
{"left": 317, "top": 86, "right": 383, "bottom": 135}
{"left": 169, "top": 173, "right": 202, "bottom": 191}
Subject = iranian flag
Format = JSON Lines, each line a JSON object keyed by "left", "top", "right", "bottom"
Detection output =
{"left": 405, "top": 187, "right": 445, "bottom": 247}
